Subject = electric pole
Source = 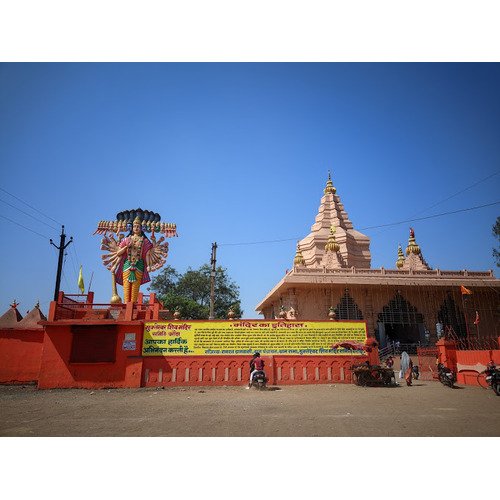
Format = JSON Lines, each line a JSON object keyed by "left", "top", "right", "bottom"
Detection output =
{"left": 209, "top": 242, "right": 217, "bottom": 320}
{"left": 50, "top": 225, "right": 73, "bottom": 301}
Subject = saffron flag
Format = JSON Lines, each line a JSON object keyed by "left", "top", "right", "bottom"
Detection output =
{"left": 78, "top": 266, "right": 85, "bottom": 294}
{"left": 460, "top": 285, "right": 472, "bottom": 295}
{"left": 474, "top": 311, "right": 480, "bottom": 325}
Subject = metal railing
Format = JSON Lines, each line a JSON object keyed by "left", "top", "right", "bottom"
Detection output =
{"left": 380, "top": 341, "right": 425, "bottom": 357}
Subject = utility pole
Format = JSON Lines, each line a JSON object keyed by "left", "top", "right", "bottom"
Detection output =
{"left": 209, "top": 242, "right": 217, "bottom": 320}
{"left": 50, "top": 225, "right": 73, "bottom": 301}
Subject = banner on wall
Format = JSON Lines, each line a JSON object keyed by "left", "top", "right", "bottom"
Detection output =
{"left": 142, "top": 320, "right": 367, "bottom": 356}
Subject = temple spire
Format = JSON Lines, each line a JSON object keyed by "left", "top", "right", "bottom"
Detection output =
{"left": 406, "top": 227, "right": 421, "bottom": 255}
{"left": 396, "top": 244, "right": 405, "bottom": 268}
{"left": 293, "top": 242, "right": 306, "bottom": 266}
{"left": 323, "top": 171, "right": 336, "bottom": 195}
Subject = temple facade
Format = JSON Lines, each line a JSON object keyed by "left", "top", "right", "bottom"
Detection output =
{"left": 256, "top": 174, "right": 500, "bottom": 347}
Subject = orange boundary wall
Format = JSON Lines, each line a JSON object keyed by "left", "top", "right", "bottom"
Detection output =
{"left": 37, "top": 322, "right": 145, "bottom": 389}
{"left": 1, "top": 320, "right": 376, "bottom": 389}
{"left": 0, "top": 329, "right": 44, "bottom": 383}
{"left": 1, "top": 293, "right": 378, "bottom": 390}
{"left": 437, "top": 337, "right": 500, "bottom": 387}
{"left": 141, "top": 354, "right": 368, "bottom": 387}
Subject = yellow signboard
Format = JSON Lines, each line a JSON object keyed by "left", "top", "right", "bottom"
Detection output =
{"left": 142, "top": 320, "right": 367, "bottom": 356}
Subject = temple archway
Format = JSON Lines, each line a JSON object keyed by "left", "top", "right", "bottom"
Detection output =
{"left": 377, "top": 291, "right": 424, "bottom": 346}
{"left": 437, "top": 292, "right": 466, "bottom": 338}
{"left": 334, "top": 289, "right": 363, "bottom": 320}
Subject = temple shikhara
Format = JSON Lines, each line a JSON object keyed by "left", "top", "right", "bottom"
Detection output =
{"left": 256, "top": 173, "right": 499, "bottom": 347}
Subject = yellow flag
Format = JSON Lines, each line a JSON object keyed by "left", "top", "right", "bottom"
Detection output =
{"left": 78, "top": 266, "right": 85, "bottom": 294}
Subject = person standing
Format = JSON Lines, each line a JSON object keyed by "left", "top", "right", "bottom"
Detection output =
{"left": 400, "top": 351, "right": 413, "bottom": 386}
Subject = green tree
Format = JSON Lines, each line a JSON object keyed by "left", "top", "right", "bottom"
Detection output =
{"left": 493, "top": 216, "right": 500, "bottom": 267}
{"left": 149, "top": 264, "right": 242, "bottom": 319}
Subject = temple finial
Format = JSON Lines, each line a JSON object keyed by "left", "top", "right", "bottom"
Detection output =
{"left": 324, "top": 171, "right": 336, "bottom": 195}
{"left": 293, "top": 242, "right": 306, "bottom": 266}
{"left": 10, "top": 300, "right": 19, "bottom": 309}
{"left": 406, "top": 227, "right": 421, "bottom": 256}
{"left": 396, "top": 244, "right": 405, "bottom": 268}
{"left": 325, "top": 225, "right": 340, "bottom": 253}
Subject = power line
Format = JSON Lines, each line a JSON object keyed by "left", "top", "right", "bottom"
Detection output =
{"left": 408, "top": 170, "right": 500, "bottom": 218}
{"left": 0, "top": 214, "right": 50, "bottom": 240}
{"left": 68, "top": 244, "right": 79, "bottom": 283}
{"left": 359, "top": 201, "right": 500, "bottom": 231}
{"left": 0, "top": 186, "right": 62, "bottom": 226}
{"left": 0, "top": 197, "right": 59, "bottom": 232}
{"left": 219, "top": 200, "right": 500, "bottom": 247}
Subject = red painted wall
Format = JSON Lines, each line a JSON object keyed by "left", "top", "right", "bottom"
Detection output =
{"left": 2, "top": 301, "right": 378, "bottom": 390}
{"left": 38, "top": 322, "right": 144, "bottom": 389}
{"left": 0, "top": 329, "right": 44, "bottom": 383}
{"left": 437, "top": 337, "right": 500, "bottom": 387}
{"left": 141, "top": 354, "right": 367, "bottom": 387}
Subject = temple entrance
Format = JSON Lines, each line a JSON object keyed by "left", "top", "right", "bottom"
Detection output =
{"left": 437, "top": 293, "right": 466, "bottom": 338}
{"left": 383, "top": 323, "right": 422, "bottom": 344}
{"left": 377, "top": 292, "right": 425, "bottom": 348}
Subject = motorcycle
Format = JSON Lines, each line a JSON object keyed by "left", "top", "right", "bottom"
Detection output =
{"left": 250, "top": 370, "right": 267, "bottom": 390}
{"left": 437, "top": 363, "right": 455, "bottom": 388}
{"left": 484, "top": 362, "right": 500, "bottom": 396}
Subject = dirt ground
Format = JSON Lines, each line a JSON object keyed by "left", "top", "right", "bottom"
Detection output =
{"left": 0, "top": 380, "right": 499, "bottom": 437}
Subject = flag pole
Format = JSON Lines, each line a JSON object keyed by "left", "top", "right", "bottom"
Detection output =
{"left": 461, "top": 293, "right": 470, "bottom": 347}
{"left": 474, "top": 310, "right": 480, "bottom": 339}
{"left": 88, "top": 272, "right": 94, "bottom": 292}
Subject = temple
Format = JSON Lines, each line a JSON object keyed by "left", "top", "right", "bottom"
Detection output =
{"left": 0, "top": 175, "right": 499, "bottom": 390}
{"left": 256, "top": 174, "right": 499, "bottom": 347}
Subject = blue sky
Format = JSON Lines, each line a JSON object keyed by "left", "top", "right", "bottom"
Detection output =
{"left": 0, "top": 63, "right": 499, "bottom": 317}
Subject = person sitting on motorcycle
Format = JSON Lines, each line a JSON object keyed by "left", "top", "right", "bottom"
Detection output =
{"left": 249, "top": 352, "right": 258, "bottom": 374}
{"left": 248, "top": 352, "right": 265, "bottom": 388}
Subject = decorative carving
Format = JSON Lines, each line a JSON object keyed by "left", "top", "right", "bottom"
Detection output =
{"left": 328, "top": 306, "right": 337, "bottom": 321}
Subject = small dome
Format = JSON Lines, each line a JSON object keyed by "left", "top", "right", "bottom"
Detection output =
{"left": 406, "top": 227, "right": 421, "bottom": 256}
{"left": 325, "top": 225, "right": 340, "bottom": 253}
{"left": 396, "top": 244, "right": 405, "bottom": 268}
{"left": 324, "top": 171, "right": 337, "bottom": 195}
{"left": 293, "top": 242, "right": 306, "bottom": 266}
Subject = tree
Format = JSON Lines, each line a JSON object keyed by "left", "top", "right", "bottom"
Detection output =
{"left": 493, "top": 216, "right": 500, "bottom": 268}
{"left": 149, "top": 264, "right": 243, "bottom": 319}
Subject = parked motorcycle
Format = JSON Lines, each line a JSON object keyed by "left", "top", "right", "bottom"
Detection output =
{"left": 250, "top": 370, "right": 267, "bottom": 390}
{"left": 484, "top": 362, "right": 500, "bottom": 396}
{"left": 437, "top": 363, "right": 455, "bottom": 388}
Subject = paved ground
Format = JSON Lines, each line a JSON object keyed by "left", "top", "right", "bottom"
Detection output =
{"left": 0, "top": 380, "right": 499, "bottom": 436}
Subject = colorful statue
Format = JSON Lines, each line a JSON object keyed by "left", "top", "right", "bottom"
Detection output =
{"left": 95, "top": 209, "right": 177, "bottom": 303}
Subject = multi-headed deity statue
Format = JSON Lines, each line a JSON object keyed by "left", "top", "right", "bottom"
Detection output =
{"left": 94, "top": 209, "right": 177, "bottom": 303}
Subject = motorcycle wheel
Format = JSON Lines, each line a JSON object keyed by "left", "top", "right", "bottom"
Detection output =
{"left": 493, "top": 382, "right": 500, "bottom": 396}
